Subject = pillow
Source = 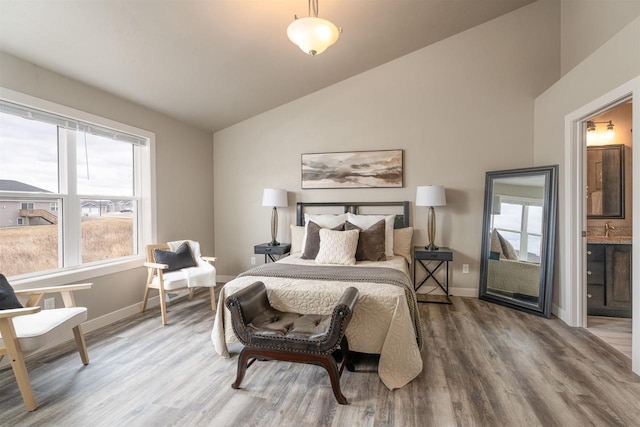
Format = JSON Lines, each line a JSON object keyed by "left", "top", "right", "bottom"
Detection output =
{"left": 290, "top": 225, "right": 305, "bottom": 254}
{"left": 301, "top": 221, "right": 346, "bottom": 259}
{"left": 490, "top": 229, "right": 504, "bottom": 258}
{"left": 315, "top": 229, "right": 359, "bottom": 266}
{"left": 497, "top": 232, "right": 518, "bottom": 260}
{"left": 347, "top": 213, "right": 395, "bottom": 257}
{"left": 301, "top": 213, "right": 348, "bottom": 253}
{"left": 153, "top": 242, "right": 197, "bottom": 272}
{"left": 393, "top": 227, "right": 414, "bottom": 264}
{"left": 490, "top": 229, "right": 518, "bottom": 260}
{"left": 345, "top": 220, "right": 386, "bottom": 262}
{"left": 0, "top": 273, "right": 23, "bottom": 310}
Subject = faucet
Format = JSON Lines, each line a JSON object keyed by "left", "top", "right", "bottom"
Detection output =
{"left": 605, "top": 221, "right": 615, "bottom": 238}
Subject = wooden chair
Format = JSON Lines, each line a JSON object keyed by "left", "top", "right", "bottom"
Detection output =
{"left": 0, "top": 282, "right": 92, "bottom": 411}
{"left": 141, "top": 241, "right": 216, "bottom": 325}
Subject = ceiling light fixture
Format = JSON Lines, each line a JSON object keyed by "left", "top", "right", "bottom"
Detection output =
{"left": 287, "top": 0, "right": 341, "bottom": 56}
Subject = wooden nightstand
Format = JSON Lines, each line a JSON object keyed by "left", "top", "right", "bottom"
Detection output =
{"left": 413, "top": 246, "right": 453, "bottom": 304}
{"left": 254, "top": 243, "right": 291, "bottom": 263}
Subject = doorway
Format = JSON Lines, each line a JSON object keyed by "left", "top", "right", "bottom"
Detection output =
{"left": 583, "top": 101, "right": 633, "bottom": 359}
{"left": 563, "top": 76, "right": 639, "bottom": 375}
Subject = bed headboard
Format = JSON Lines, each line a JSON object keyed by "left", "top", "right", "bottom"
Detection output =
{"left": 296, "top": 201, "right": 410, "bottom": 228}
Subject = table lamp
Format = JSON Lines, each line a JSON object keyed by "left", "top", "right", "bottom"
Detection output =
{"left": 262, "top": 188, "right": 288, "bottom": 246}
{"left": 416, "top": 185, "right": 447, "bottom": 250}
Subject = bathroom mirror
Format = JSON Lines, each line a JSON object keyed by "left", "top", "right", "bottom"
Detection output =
{"left": 479, "top": 165, "right": 558, "bottom": 318}
{"left": 586, "top": 144, "right": 625, "bottom": 218}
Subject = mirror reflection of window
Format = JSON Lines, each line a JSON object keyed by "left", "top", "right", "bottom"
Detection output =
{"left": 491, "top": 197, "right": 543, "bottom": 263}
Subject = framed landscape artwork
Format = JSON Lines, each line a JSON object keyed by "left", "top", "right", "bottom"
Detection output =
{"left": 301, "top": 149, "right": 404, "bottom": 189}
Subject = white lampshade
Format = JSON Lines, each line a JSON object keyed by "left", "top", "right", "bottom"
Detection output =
{"left": 287, "top": 17, "right": 340, "bottom": 56}
{"left": 262, "top": 188, "right": 288, "bottom": 207}
{"left": 416, "top": 185, "right": 446, "bottom": 207}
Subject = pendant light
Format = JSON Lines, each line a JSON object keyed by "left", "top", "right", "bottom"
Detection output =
{"left": 287, "top": 0, "right": 341, "bottom": 56}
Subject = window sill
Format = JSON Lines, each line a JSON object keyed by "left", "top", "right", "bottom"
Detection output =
{"left": 10, "top": 256, "right": 145, "bottom": 290}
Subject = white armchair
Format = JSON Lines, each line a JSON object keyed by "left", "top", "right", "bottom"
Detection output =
{"left": 0, "top": 282, "right": 92, "bottom": 411}
{"left": 141, "top": 240, "right": 216, "bottom": 325}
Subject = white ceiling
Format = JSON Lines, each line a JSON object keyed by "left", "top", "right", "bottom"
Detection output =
{"left": 0, "top": 0, "right": 535, "bottom": 133}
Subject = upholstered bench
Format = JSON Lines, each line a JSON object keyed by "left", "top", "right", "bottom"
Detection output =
{"left": 225, "top": 281, "right": 359, "bottom": 404}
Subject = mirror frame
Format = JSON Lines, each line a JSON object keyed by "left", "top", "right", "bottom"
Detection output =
{"left": 479, "top": 165, "right": 558, "bottom": 318}
{"left": 586, "top": 144, "right": 625, "bottom": 219}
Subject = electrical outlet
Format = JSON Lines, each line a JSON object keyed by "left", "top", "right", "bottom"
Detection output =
{"left": 250, "top": 256, "right": 256, "bottom": 265}
{"left": 44, "top": 297, "right": 55, "bottom": 310}
{"left": 462, "top": 264, "right": 469, "bottom": 274}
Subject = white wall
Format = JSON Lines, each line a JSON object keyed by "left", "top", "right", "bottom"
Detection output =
{"left": 0, "top": 52, "right": 215, "bottom": 319}
{"left": 560, "top": 0, "right": 640, "bottom": 76}
{"left": 534, "top": 12, "right": 639, "bottom": 371}
{"left": 213, "top": 0, "right": 560, "bottom": 292}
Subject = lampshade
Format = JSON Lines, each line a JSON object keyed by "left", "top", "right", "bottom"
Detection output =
{"left": 416, "top": 185, "right": 446, "bottom": 207}
{"left": 287, "top": 16, "right": 340, "bottom": 56}
{"left": 262, "top": 188, "right": 288, "bottom": 207}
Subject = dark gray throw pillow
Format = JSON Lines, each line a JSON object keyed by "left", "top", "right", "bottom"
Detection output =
{"left": 0, "top": 273, "right": 23, "bottom": 310}
{"left": 153, "top": 243, "right": 197, "bottom": 272}
{"left": 301, "top": 221, "right": 346, "bottom": 260}
{"left": 345, "top": 220, "right": 387, "bottom": 262}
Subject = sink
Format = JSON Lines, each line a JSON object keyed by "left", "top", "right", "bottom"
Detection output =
{"left": 587, "top": 236, "right": 632, "bottom": 244}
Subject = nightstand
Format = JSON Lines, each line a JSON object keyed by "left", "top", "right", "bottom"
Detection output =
{"left": 254, "top": 243, "right": 291, "bottom": 263}
{"left": 413, "top": 246, "right": 453, "bottom": 304}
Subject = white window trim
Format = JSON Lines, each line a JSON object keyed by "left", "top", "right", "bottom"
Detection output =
{"left": 1, "top": 87, "right": 157, "bottom": 289}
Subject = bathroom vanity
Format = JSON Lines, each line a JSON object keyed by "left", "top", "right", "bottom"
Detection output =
{"left": 587, "top": 240, "right": 632, "bottom": 318}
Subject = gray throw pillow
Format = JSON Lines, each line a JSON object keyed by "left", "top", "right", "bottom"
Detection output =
{"left": 0, "top": 273, "right": 23, "bottom": 310}
{"left": 301, "top": 221, "right": 346, "bottom": 260}
{"left": 153, "top": 243, "right": 197, "bottom": 272}
{"left": 345, "top": 220, "right": 387, "bottom": 262}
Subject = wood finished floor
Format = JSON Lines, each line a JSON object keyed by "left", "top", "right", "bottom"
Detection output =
{"left": 2, "top": 291, "right": 639, "bottom": 426}
{"left": 587, "top": 316, "right": 632, "bottom": 359}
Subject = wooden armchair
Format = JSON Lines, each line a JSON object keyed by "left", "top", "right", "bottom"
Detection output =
{"left": 0, "top": 282, "right": 92, "bottom": 411}
{"left": 141, "top": 241, "right": 216, "bottom": 325}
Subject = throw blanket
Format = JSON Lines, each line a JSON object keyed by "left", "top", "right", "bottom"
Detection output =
{"left": 167, "top": 240, "right": 215, "bottom": 288}
{"left": 212, "top": 255, "right": 423, "bottom": 390}
{"left": 239, "top": 263, "right": 422, "bottom": 348}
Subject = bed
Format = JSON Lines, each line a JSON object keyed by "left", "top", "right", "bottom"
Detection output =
{"left": 211, "top": 201, "right": 423, "bottom": 390}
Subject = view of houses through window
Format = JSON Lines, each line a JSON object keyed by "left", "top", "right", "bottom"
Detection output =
{"left": 0, "top": 102, "right": 145, "bottom": 278}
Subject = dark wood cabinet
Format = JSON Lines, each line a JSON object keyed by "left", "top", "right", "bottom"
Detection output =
{"left": 587, "top": 243, "right": 632, "bottom": 317}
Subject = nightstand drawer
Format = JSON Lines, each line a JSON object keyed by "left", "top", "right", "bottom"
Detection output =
{"left": 414, "top": 247, "right": 453, "bottom": 261}
{"left": 254, "top": 243, "right": 291, "bottom": 256}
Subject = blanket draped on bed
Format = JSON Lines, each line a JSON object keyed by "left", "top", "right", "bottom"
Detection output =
{"left": 212, "top": 258, "right": 424, "bottom": 390}
{"left": 238, "top": 263, "right": 422, "bottom": 348}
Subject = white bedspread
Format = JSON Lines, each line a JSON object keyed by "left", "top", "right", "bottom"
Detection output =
{"left": 211, "top": 255, "right": 423, "bottom": 390}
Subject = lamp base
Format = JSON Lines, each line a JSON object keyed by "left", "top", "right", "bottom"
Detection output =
{"left": 268, "top": 241, "right": 281, "bottom": 246}
{"left": 425, "top": 243, "right": 439, "bottom": 251}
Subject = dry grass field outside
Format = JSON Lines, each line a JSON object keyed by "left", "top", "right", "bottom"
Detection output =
{"left": 0, "top": 217, "right": 133, "bottom": 277}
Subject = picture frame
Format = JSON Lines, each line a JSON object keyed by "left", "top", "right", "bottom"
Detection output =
{"left": 301, "top": 149, "right": 404, "bottom": 189}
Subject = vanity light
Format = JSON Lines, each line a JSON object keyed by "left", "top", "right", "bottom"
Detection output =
{"left": 586, "top": 120, "right": 615, "bottom": 144}
{"left": 287, "top": 0, "right": 341, "bottom": 56}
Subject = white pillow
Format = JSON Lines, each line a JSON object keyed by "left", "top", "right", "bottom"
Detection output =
{"left": 347, "top": 213, "right": 395, "bottom": 257}
{"left": 315, "top": 228, "right": 359, "bottom": 265}
{"left": 290, "top": 225, "right": 305, "bottom": 254}
{"left": 301, "top": 213, "right": 348, "bottom": 253}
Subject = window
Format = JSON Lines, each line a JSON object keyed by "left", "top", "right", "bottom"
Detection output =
{"left": 491, "top": 197, "right": 543, "bottom": 262}
{"left": 0, "top": 92, "right": 155, "bottom": 280}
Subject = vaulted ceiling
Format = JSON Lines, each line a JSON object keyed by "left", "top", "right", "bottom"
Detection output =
{"left": 0, "top": 0, "right": 535, "bottom": 132}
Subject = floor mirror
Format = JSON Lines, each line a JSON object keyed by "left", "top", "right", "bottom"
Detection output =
{"left": 479, "top": 165, "right": 558, "bottom": 318}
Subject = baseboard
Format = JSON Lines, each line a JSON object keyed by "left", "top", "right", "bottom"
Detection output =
{"left": 217, "top": 275, "right": 235, "bottom": 283}
{"left": 417, "top": 285, "right": 478, "bottom": 298}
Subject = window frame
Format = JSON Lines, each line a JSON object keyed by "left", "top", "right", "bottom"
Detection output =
{"left": 0, "top": 87, "right": 156, "bottom": 289}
